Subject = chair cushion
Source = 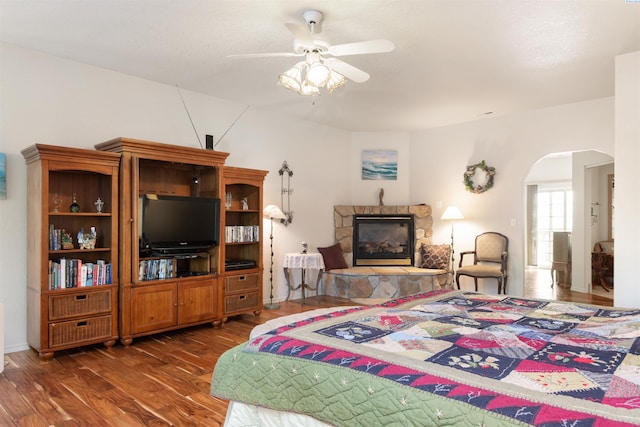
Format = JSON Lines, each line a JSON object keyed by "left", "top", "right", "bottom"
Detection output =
{"left": 318, "top": 243, "right": 348, "bottom": 271}
{"left": 457, "top": 264, "right": 503, "bottom": 277}
{"left": 420, "top": 244, "right": 451, "bottom": 270}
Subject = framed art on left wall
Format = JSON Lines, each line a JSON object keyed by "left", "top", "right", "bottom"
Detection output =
{"left": 0, "top": 153, "right": 6, "bottom": 199}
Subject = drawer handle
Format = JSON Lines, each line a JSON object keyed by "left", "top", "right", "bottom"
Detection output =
{"left": 77, "top": 321, "right": 88, "bottom": 327}
{"left": 75, "top": 294, "right": 88, "bottom": 301}
{"left": 239, "top": 295, "right": 246, "bottom": 300}
{"left": 239, "top": 276, "right": 246, "bottom": 281}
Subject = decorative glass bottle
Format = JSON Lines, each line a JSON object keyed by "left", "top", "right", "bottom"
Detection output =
{"left": 69, "top": 193, "right": 80, "bottom": 212}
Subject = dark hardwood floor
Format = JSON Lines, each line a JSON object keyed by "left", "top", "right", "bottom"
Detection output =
{"left": 0, "top": 287, "right": 611, "bottom": 427}
{"left": 0, "top": 296, "right": 355, "bottom": 427}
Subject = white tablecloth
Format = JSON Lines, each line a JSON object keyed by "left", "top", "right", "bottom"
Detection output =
{"left": 283, "top": 253, "right": 325, "bottom": 270}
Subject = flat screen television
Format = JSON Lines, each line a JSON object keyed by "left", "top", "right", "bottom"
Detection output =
{"left": 141, "top": 194, "right": 220, "bottom": 252}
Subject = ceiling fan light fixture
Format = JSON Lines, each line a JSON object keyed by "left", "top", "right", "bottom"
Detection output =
{"left": 299, "top": 81, "right": 320, "bottom": 96}
{"left": 326, "top": 70, "right": 347, "bottom": 93}
{"left": 232, "top": 10, "right": 394, "bottom": 96}
{"left": 278, "top": 63, "right": 304, "bottom": 92}
{"left": 305, "top": 62, "right": 331, "bottom": 87}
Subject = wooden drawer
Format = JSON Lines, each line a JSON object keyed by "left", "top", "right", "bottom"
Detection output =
{"left": 224, "top": 292, "right": 259, "bottom": 314}
{"left": 48, "top": 315, "right": 113, "bottom": 348}
{"left": 49, "top": 289, "right": 113, "bottom": 321}
{"left": 225, "top": 273, "right": 259, "bottom": 293}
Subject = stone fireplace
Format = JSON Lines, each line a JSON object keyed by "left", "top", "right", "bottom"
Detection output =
{"left": 325, "top": 204, "right": 449, "bottom": 299}
{"left": 353, "top": 214, "right": 415, "bottom": 266}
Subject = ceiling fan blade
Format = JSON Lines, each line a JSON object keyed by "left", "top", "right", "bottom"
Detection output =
{"left": 324, "top": 58, "right": 370, "bottom": 83}
{"left": 328, "top": 39, "right": 395, "bottom": 57}
{"left": 285, "top": 22, "right": 315, "bottom": 48}
{"left": 228, "top": 52, "right": 302, "bottom": 58}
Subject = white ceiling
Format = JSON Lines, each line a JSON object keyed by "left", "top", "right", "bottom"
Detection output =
{"left": 1, "top": 0, "right": 638, "bottom": 132}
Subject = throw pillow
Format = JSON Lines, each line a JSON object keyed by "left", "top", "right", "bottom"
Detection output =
{"left": 420, "top": 244, "right": 451, "bottom": 270}
{"left": 318, "top": 243, "right": 348, "bottom": 270}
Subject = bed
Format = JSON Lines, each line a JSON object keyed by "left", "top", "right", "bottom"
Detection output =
{"left": 211, "top": 290, "right": 640, "bottom": 426}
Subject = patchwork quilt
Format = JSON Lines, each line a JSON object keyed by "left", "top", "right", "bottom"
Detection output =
{"left": 211, "top": 290, "right": 640, "bottom": 426}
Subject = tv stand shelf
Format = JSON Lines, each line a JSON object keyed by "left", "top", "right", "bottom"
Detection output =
{"left": 139, "top": 250, "right": 211, "bottom": 281}
{"left": 96, "top": 137, "right": 229, "bottom": 344}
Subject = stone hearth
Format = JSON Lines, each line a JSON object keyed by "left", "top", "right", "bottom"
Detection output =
{"left": 323, "top": 266, "right": 449, "bottom": 299}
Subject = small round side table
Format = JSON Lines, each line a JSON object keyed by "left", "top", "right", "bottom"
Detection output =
{"left": 283, "top": 252, "right": 325, "bottom": 301}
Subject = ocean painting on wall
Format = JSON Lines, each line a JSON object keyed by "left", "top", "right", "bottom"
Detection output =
{"left": 0, "top": 153, "right": 5, "bottom": 199}
{"left": 362, "top": 149, "right": 397, "bottom": 180}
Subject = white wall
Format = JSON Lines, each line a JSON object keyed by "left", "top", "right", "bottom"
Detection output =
{"left": 614, "top": 51, "right": 640, "bottom": 308}
{"left": 408, "top": 99, "right": 615, "bottom": 297}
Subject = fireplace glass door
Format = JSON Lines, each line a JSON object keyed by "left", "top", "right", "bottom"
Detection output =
{"left": 353, "top": 215, "right": 414, "bottom": 266}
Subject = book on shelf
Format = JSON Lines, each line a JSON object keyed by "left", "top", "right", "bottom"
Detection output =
{"left": 80, "top": 264, "right": 87, "bottom": 287}
{"left": 85, "top": 262, "right": 94, "bottom": 286}
{"left": 48, "top": 258, "right": 113, "bottom": 290}
{"left": 138, "top": 257, "right": 177, "bottom": 281}
{"left": 48, "top": 225, "right": 68, "bottom": 250}
{"left": 225, "top": 225, "right": 259, "bottom": 243}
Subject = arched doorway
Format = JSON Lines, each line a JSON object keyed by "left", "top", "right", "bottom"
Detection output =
{"left": 523, "top": 150, "right": 613, "bottom": 301}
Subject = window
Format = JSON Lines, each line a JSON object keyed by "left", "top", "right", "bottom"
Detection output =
{"left": 536, "top": 186, "right": 572, "bottom": 267}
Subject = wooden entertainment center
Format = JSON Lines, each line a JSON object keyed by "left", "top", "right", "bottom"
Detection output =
{"left": 24, "top": 138, "right": 267, "bottom": 358}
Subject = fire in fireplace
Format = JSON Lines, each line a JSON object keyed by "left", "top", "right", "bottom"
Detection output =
{"left": 353, "top": 214, "right": 414, "bottom": 266}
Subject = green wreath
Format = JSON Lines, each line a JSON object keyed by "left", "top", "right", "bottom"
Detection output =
{"left": 464, "top": 160, "right": 495, "bottom": 194}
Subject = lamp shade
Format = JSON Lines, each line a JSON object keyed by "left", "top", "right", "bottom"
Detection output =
{"left": 278, "top": 63, "right": 304, "bottom": 93}
{"left": 300, "top": 81, "right": 320, "bottom": 96}
{"left": 441, "top": 206, "right": 464, "bottom": 220}
{"left": 326, "top": 70, "right": 347, "bottom": 93}
{"left": 263, "top": 204, "right": 286, "bottom": 220}
{"left": 305, "top": 62, "right": 331, "bottom": 87}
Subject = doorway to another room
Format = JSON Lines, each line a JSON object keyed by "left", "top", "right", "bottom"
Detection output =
{"left": 524, "top": 151, "right": 613, "bottom": 303}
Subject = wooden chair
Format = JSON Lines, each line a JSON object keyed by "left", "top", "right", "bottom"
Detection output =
{"left": 591, "top": 252, "right": 611, "bottom": 292}
{"left": 593, "top": 240, "right": 614, "bottom": 287}
{"left": 456, "top": 232, "right": 509, "bottom": 294}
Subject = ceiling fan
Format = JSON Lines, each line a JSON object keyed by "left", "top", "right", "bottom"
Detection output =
{"left": 228, "top": 10, "right": 395, "bottom": 95}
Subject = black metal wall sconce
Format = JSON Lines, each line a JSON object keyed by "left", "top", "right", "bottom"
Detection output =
{"left": 279, "top": 161, "right": 293, "bottom": 225}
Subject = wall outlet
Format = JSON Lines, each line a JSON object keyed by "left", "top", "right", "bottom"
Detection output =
{"left": 510, "top": 218, "right": 517, "bottom": 227}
